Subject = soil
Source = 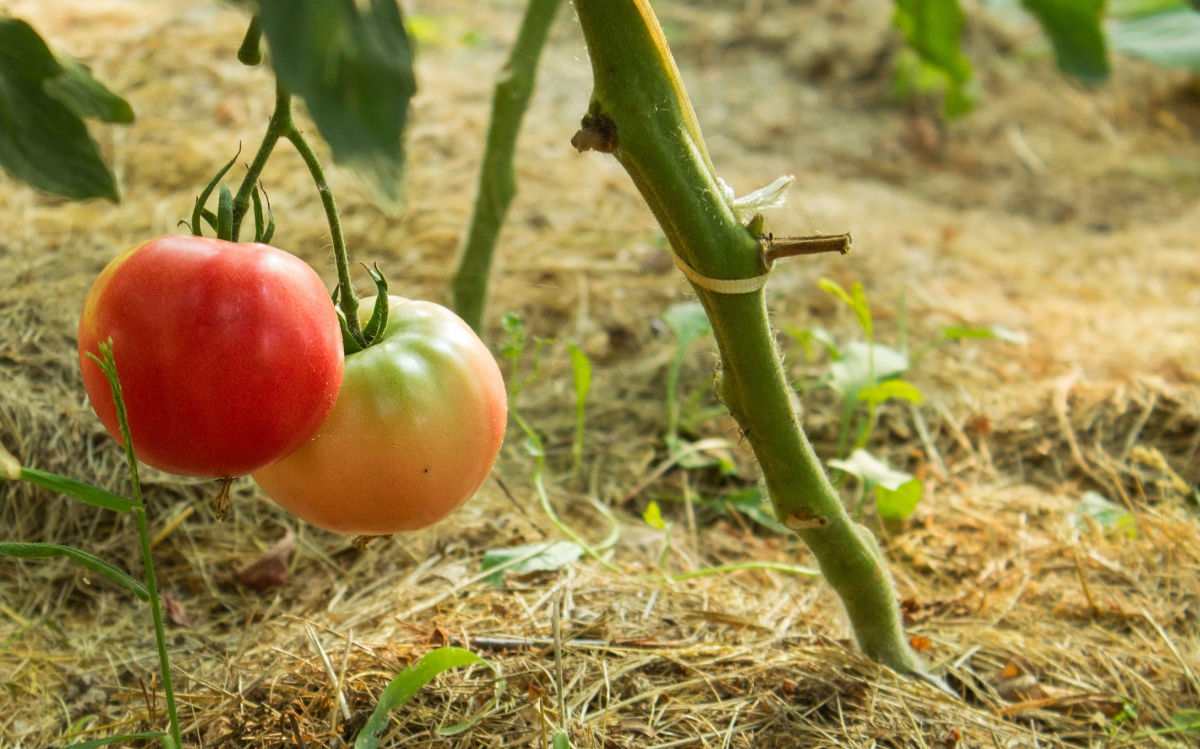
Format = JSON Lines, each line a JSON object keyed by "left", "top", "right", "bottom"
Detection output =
{"left": 1, "top": 1, "right": 1198, "bottom": 747}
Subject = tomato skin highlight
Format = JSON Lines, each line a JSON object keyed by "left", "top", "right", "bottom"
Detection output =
{"left": 252, "top": 296, "right": 507, "bottom": 535}
{"left": 78, "top": 236, "right": 344, "bottom": 477}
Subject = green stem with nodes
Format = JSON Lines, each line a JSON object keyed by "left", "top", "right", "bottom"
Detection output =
{"left": 228, "top": 74, "right": 365, "bottom": 348}
{"left": 571, "top": 0, "right": 926, "bottom": 677}
{"left": 450, "top": 0, "right": 563, "bottom": 331}
{"left": 94, "top": 342, "right": 182, "bottom": 747}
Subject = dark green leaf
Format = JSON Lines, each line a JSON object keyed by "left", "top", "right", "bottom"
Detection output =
{"left": 1020, "top": 0, "right": 1110, "bottom": 81}
{"left": 16, "top": 467, "right": 133, "bottom": 513}
{"left": 354, "top": 647, "right": 497, "bottom": 748}
{"left": 893, "top": 0, "right": 975, "bottom": 116}
{"left": 0, "top": 542, "right": 148, "bottom": 600}
{"left": 722, "top": 488, "right": 791, "bottom": 535}
{"left": 65, "top": 732, "right": 166, "bottom": 749}
{"left": 44, "top": 59, "right": 134, "bottom": 124}
{"left": 0, "top": 18, "right": 127, "bottom": 200}
{"left": 1111, "top": 2, "right": 1200, "bottom": 72}
{"left": 259, "top": 0, "right": 417, "bottom": 201}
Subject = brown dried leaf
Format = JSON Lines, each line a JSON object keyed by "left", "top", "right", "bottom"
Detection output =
{"left": 162, "top": 592, "right": 191, "bottom": 628}
{"left": 235, "top": 528, "right": 295, "bottom": 592}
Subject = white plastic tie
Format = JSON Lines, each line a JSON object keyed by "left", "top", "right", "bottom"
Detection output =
{"left": 673, "top": 253, "right": 770, "bottom": 295}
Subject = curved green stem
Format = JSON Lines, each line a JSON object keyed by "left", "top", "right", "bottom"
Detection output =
{"left": 284, "top": 125, "right": 362, "bottom": 346}
{"left": 571, "top": 0, "right": 925, "bottom": 676}
{"left": 450, "top": 0, "right": 563, "bottom": 331}
{"left": 228, "top": 75, "right": 364, "bottom": 347}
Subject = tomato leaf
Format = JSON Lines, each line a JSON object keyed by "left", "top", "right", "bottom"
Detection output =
{"left": 0, "top": 542, "right": 148, "bottom": 600}
{"left": 354, "top": 647, "right": 500, "bottom": 748}
{"left": 1020, "top": 0, "right": 1110, "bottom": 82}
{"left": 259, "top": 0, "right": 417, "bottom": 202}
{"left": 13, "top": 467, "right": 133, "bottom": 513}
{"left": 64, "top": 732, "right": 166, "bottom": 749}
{"left": 0, "top": 18, "right": 130, "bottom": 201}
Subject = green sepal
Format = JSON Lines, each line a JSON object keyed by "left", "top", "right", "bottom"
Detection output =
{"left": 190, "top": 144, "right": 241, "bottom": 236}
{"left": 359, "top": 264, "right": 390, "bottom": 346}
{"left": 216, "top": 184, "right": 233, "bottom": 240}
{"left": 250, "top": 182, "right": 264, "bottom": 241}
{"left": 332, "top": 291, "right": 363, "bottom": 355}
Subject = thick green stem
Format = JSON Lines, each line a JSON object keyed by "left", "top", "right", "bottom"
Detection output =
{"left": 571, "top": 0, "right": 924, "bottom": 675}
{"left": 450, "top": 0, "right": 563, "bottom": 331}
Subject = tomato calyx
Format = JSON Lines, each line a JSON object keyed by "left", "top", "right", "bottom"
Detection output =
{"left": 334, "top": 263, "right": 390, "bottom": 355}
{"left": 185, "top": 145, "right": 276, "bottom": 244}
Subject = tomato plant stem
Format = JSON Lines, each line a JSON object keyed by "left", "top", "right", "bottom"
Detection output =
{"left": 231, "top": 79, "right": 289, "bottom": 242}
{"left": 450, "top": 0, "right": 563, "bottom": 332}
{"left": 230, "top": 74, "right": 365, "bottom": 348}
{"left": 96, "top": 342, "right": 182, "bottom": 747}
{"left": 571, "top": 0, "right": 928, "bottom": 678}
{"left": 284, "top": 124, "right": 363, "bottom": 347}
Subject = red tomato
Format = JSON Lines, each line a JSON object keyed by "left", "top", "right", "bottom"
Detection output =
{"left": 252, "top": 296, "right": 506, "bottom": 535}
{"left": 78, "top": 236, "right": 344, "bottom": 477}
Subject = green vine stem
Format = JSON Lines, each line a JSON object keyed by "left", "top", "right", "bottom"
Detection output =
{"left": 571, "top": 0, "right": 926, "bottom": 676}
{"left": 92, "top": 341, "right": 182, "bottom": 747}
{"left": 228, "top": 75, "right": 365, "bottom": 348}
{"left": 450, "top": 0, "right": 563, "bottom": 332}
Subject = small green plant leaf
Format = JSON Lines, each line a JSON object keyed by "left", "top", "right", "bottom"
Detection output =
{"left": 13, "top": 467, "right": 133, "bottom": 513}
{"left": 940, "top": 325, "right": 996, "bottom": 341}
{"left": 662, "top": 302, "right": 712, "bottom": 347}
{"left": 568, "top": 343, "right": 592, "bottom": 476}
{"left": 893, "top": 0, "right": 975, "bottom": 116}
{"left": 259, "top": 0, "right": 417, "bottom": 201}
{"left": 817, "top": 279, "right": 873, "bottom": 338}
{"left": 875, "top": 478, "right": 924, "bottom": 522}
{"left": 828, "top": 342, "right": 909, "bottom": 399}
{"left": 1020, "top": 0, "right": 1110, "bottom": 81}
{"left": 1071, "top": 491, "right": 1137, "bottom": 538}
{"left": 481, "top": 540, "right": 583, "bottom": 584}
{"left": 354, "top": 647, "right": 499, "bottom": 748}
{"left": 829, "top": 449, "right": 912, "bottom": 491}
{"left": 552, "top": 730, "right": 573, "bottom": 749}
{"left": 0, "top": 18, "right": 129, "bottom": 201}
{"left": 643, "top": 500, "right": 667, "bottom": 530}
{"left": 568, "top": 344, "right": 592, "bottom": 406}
{"left": 857, "top": 379, "right": 925, "bottom": 407}
{"left": 65, "top": 732, "right": 166, "bottom": 749}
{"left": 1110, "top": 1, "right": 1200, "bottom": 72}
{"left": 0, "top": 542, "right": 148, "bottom": 600}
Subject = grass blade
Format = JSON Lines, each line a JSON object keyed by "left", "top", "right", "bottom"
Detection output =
{"left": 354, "top": 647, "right": 499, "bottom": 748}
{"left": 0, "top": 542, "right": 148, "bottom": 600}
{"left": 15, "top": 467, "right": 133, "bottom": 512}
